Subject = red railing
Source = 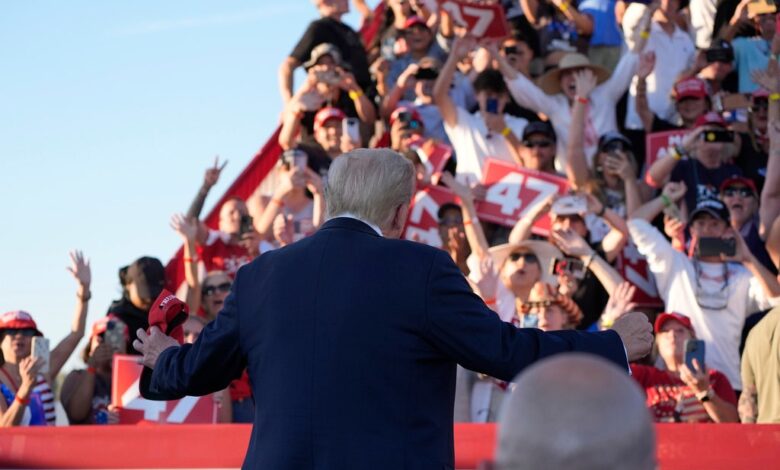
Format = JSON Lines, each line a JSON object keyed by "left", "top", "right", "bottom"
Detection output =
{"left": 2, "top": 423, "right": 779, "bottom": 469}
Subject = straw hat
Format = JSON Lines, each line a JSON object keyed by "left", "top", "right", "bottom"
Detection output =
{"left": 489, "top": 240, "right": 563, "bottom": 286}
{"left": 517, "top": 281, "right": 584, "bottom": 328}
{"left": 537, "top": 53, "right": 610, "bottom": 95}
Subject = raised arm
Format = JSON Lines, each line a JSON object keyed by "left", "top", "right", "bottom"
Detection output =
{"left": 566, "top": 70, "right": 597, "bottom": 190}
{"left": 278, "top": 57, "right": 300, "bottom": 105}
{"left": 720, "top": 0, "right": 751, "bottom": 42}
{"left": 49, "top": 251, "right": 91, "bottom": 379}
{"left": 254, "top": 166, "right": 301, "bottom": 239}
{"left": 508, "top": 193, "right": 557, "bottom": 244}
{"left": 520, "top": 0, "right": 541, "bottom": 24}
{"left": 551, "top": 228, "right": 625, "bottom": 295}
{"left": 0, "top": 356, "right": 43, "bottom": 427}
{"left": 646, "top": 129, "right": 701, "bottom": 187}
{"left": 441, "top": 172, "right": 490, "bottom": 259}
{"left": 434, "top": 36, "right": 475, "bottom": 128}
{"left": 336, "top": 68, "right": 376, "bottom": 124}
{"left": 753, "top": 62, "right": 780, "bottom": 244}
{"left": 171, "top": 214, "right": 202, "bottom": 314}
{"left": 635, "top": 51, "right": 657, "bottom": 133}
{"left": 187, "top": 158, "right": 228, "bottom": 245}
{"left": 551, "top": 0, "right": 594, "bottom": 36}
{"left": 381, "top": 63, "right": 419, "bottom": 119}
{"left": 630, "top": 180, "right": 687, "bottom": 222}
{"left": 586, "top": 194, "right": 629, "bottom": 262}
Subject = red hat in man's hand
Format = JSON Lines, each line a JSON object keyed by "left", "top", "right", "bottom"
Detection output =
{"left": 147, "top": 289, "right": 188, "bottom": 344}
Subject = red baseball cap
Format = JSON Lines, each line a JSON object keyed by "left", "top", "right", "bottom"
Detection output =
{"left": 389, "top": 105, "right": 423, "bottom": 127}
{"left": 402, "top": 16, "right": 428, "bottom": 30}
{"left": 654, "top": 312, "right": 695, "bottom": 335}
{"left": 673, "top": 78, "right": 708, "bottom": 101}
{"left": 694, "top": 111, "right": 727, "bottom": 128}
{"left": 720, "top": 175, "right": 758, "bottom": 195}
{"left": 752, "top": 88, "right": 770, "bottom": 99}
{"left": 0, "top": 310, "right": 43, "bottom": 336}
{"left": 313, "top": 107, "right": 346, "bottom": 131}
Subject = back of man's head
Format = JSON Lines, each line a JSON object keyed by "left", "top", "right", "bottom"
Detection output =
{"left": 324, "top": 149, "right": 415, "bottom": 229}
{"left": 495, "top": 354, "right": 655, "bottom": 470}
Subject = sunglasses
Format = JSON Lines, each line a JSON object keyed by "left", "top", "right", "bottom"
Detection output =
{"left": 2, "top": 328, "right": 36, "bottom": 337}
{"left": 751, "top": 100, "right": 768, "bottom": 111}
{"left": 523, "top": 140, "right": 553, "bottom": 149}
{"left": 722, "top": 187, "right": 754, "bottom": 198}
{"left": 202, "top": 282, "right": 231, "bottom": 297}
{"left": 509, "top": 252, "right": 539, "bottom": 263}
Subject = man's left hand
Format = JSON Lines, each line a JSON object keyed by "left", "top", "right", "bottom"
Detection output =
{"left": 134, "top": 327, "right": 180, "bottom": 370}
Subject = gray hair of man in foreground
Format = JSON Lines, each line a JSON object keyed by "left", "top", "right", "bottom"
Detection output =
{"left": 324, "top": 149, "right": 416, "bottom": 235}
{"left": 495, "top": 354, "right": 656, "bottom": 470}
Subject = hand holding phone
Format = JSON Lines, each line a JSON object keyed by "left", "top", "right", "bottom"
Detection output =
{"left": 31, "top": 337, "right": 50, "bottom": 375}
{"left": 684, "top": 339, "right": 706, "bottom": 373}
{"left": 695, "top": 237, "right": 736, "bottom": 258}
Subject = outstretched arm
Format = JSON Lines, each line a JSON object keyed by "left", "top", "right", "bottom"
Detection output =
{"left": 565, "top": 70, "right": 597, "bottom": 190}
{"left": 49, "top": 251, "right": 91, "bottom": 380}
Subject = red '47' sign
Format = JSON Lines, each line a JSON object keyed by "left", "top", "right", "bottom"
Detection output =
{"left": 111, "top": 354, "right": 217, "bottom": 424}
{"left": 440, "top": 0, "right": 509, "bottom": 39}
{"left": 645, "top": 130, "right": 688, "bottom": 175}
{"left": 403, "top": 185, "right": 457, "bottom": 248}
{"left": 475, "top": 159, "right": 569, "bottom": 236}
{"left": 614, "top": 242, "right": 663, "bottom": 308}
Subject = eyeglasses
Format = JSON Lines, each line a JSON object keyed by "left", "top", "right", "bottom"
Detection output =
{"left": 509, "top": 252, "right": 539, "bottom": 264}
{"left": 2, "top": 328, "right": 36, "bottom": 337}
{"left": 523, "top": 140, "right": 553, "bottom": 149}
{"left": 722, "top": 187, "right": 754, "bottom": 198}
{"left": 202, "top": 282, "right": 231, "bottom": 297}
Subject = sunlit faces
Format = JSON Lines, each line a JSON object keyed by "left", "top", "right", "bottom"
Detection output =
{"left": 528, "top": 304, "right": 567, "bottom": 331}
{"left": 550, "top": 214, "right": 588, "bottom": 238}
{"left": 501, "top": 250, "right": 542, "bottom": 292}
{"left": 689, "top": 212, "right": 729, "bottom": 239}
{"left": 501, "top": 39, "right": 533, "bottom": 75}
{"left": 558, "top": 68, "right": 583, "bottom": 101}
{"left": 437, "top": 206, "right": 464, "bottom": 247}
{"left": 656, "top": 320, "right": 692, "bottom": 364}
{"left": 521, "top": 133, "right": 556, "bottom": 171}
{"left": 676, "top": 97, "right": 708, "bottom": 124}
{"left": 0, "top": 329, "right": 34, "bottom": 360}
{"left": 315, "top": 118, "right": 343, "bottom": 153}
{"left": 201, "top": 272, "right": 232, "bottom": 318}
{"left": 721, "top": 185, "right": 757, "bottom": 226}
{"left": 219, "top": 198, "right": 248, "bottom": 235}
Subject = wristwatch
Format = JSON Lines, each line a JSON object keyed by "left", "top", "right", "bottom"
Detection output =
{"left": 696, "top": 388, "right": 714, "bottom": 403}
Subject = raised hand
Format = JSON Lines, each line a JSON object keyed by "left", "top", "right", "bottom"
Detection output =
{"left": 551, "top": 228, "right": 594, "bottom": 258}
{"left": 451, "top": 35, "right": 477, "bottom": 61}
{"left": 204, "top": 156, "right": 227, "bottom": 189}
{"left": 396, "top": 63, "right": 419, "bottom": 89}
{"left": 67, "top": 250, "right": 91, "bottom": 288}
{"left": 441, "top": 172, "right": 475, "bottom": 205}
{"left": 603, "top": 150, "right": 635, "bottom": 179}
{"left": 19, "top": 356, "right": 44, "bottom": 390}
{"left": 679, "top": 359, "right": 710, "bottom": 395}
{"left": 637, "top": 51, "right": 656, "bottom": 80}
{"left": 663, "top": 214, "right": 686, "bottom": 240}
{"left": 475, "top": 256, "right": 499, "bottom": 303}
{"left": 721, "top": 227, "right": 752, "bottom": 263}
{"left": 601, "top": 282, "right": 638, "bottom": 326}
{"left": 662, "top": 180, "right": 687, "bottom": 202}
{"left": 573, "top": 69, "right": 597, "bottom": 99}
{"left": 751, "top": 59, "right": 780, "bottom": 93}
{"left": 611, "top": 312, "right": 654, "bottom": 361}
{"left": 170, "top": 213, "right": 199, "bottom": 242}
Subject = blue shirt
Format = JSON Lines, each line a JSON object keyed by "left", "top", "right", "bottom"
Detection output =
{"left": 732, "top": 37, "right": 775, "bottom": 93}
{"left": 579, "top": 0, "right": 623, "bottom": 47}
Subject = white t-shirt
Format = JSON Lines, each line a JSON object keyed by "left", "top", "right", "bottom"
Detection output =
{"left": 444, "top": 107, "right": 527, "bottom": 186}
{"left": 629, "top": 219, "right": 780, "bottom": 389}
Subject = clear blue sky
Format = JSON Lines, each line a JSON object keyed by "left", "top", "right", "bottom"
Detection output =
{"left": 0, "top": 2, "right": 366, "bottom": 373}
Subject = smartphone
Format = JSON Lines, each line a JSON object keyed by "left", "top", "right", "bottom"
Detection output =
{"left": 31, "top": 337, "right": 50, "bottom": 375}
{"left": 342, "top": 117, "right": 361, "bottom": 144}
{"left": 696, "top": 237, "right": 737, "bottom": 257}
{"left": 414, "top": 68, "right": 438, "bottom": 80}
{"left": 551, "top": 195, "right": 588, "bottom": 216}
{"left": 283, "top": 149, "right": 308, "bottom": 169}
{"left": 485, "top": 98, "right": 499, "bottom": 114}
{"left": 104, "top": 320, "right": 125, "bottom": 351}
{"left": 684, "top": 339, "right": 706, "bottom": 372}
{"left": 551, "top": 257, "right": 587, "bottom": 280}
{"left": 701, "top": 129, "right": 734, "bottom": 143}
{"left": 239, "top": 214, "right": 255, "bottom": 236}
{"left": 315, "top": 69, "right": 340, "bottom": 86}
{"left": 503, "top": 45, "right": 518, "bottom": 55}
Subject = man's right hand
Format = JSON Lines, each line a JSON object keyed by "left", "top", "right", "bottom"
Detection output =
{"left": 610, "top": 312, "right": 653, "bottom": 362}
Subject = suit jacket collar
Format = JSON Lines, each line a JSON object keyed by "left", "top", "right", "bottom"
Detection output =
{"left": 320, "top": 217, "right": 382, "bottom": 238}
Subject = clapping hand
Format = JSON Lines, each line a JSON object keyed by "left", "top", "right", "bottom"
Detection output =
{"left": 67, "top": 250, "right": 91, "bottom": 288}
{"left": 170, "top": 213, "right": 199, "bottom": 242}
{"left": 204, "top": 156, "right": 227, "bottom": 189}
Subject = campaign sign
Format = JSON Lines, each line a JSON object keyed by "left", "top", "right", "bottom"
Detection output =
{"left": 409, "top": 138, "right": 453, "bottom": 186}
{"left": 614, "top": 242, "right": 663, "bottom": 308}
{"left": 475, "top": 159, "right": 569, "bottom": 236}
{"left": 645, "top": 129, "right": 688, "bottom": 171}
{"left": 440, "top": 0, "right": 509, "bottom": 39}
{"left": 112, "top": 354, "right": 217, "bottom": 424}
{"left": 403, "top": 185, "right": 457, "bottom": 248}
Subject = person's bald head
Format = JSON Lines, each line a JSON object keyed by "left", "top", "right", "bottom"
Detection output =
{"left": 495, "top": 354, "right": 655, "bottom": 470}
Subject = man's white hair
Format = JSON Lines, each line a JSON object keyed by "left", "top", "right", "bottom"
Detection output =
{"left": 496, "top": 354, "right": 656, "bottom": 470}
{"left": 324, "top": 149, "right": 415, "bottom": 227}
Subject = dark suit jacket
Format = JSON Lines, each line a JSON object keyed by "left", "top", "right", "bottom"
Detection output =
{"left": 141, "top": 217, "right": 627, "bottom": 469}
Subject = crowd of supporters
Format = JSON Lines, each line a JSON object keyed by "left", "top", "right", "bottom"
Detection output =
{"left": 1, "top": 0, "right": 779, "bottom": 428}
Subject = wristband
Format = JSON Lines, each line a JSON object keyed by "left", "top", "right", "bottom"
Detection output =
{"left": 484, "top": 298, "right": 497, "bottom": 306}
{"left": 601, "top": 318, "right": 614, "bottom": 329}
{"left": 575, "top": 96, "right": 589, "bottom": 104}
{"left": 770, "top": 93, "right": 780, "bottom": 102}
{"left": 183, "top": 257, "right": 198, "bottom": 263}
{"left": 559, "top": 2, "right": 569, "bottom": 12}
{"left": 660, "top": 194, "right": 674, "bottom": 208}
{"left": 348, "top": 89, "right": 363, "bottom": 101}
{"left": 501, "top": 127, "right": 512, "bottom": 137}
{"left": 640, "top": 30, "right": 650, "bottom": 39}
{"left": 15, "top": 395, "right": 30, "bottom": 405}
{"left": 87, "top": 366, "right": 97, "bottom": 375}
{"left": 270, "top": 198, "right": 285, "bottom": 207}
{"left": 78, "top": 290, "right": 92, "bottom": 302}
{"left": 463, "top": 219, "right": 473, "bottom": 226}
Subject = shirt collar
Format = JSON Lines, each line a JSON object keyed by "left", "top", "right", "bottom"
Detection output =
{"left": 329, "top": 213, "right": 383, "bottom": 237}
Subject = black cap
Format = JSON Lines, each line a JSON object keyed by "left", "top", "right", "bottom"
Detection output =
{"left": 126, "top": 257, "right": 166, "bottom": 302}
{"left": 690, "top": 198, "right": 730, "bottom": 223}
{"left": 522, "top": 121, "right": 556, "bottom": 142}
{"left": 598, "top": 131, "right": 633, "bottom": 152}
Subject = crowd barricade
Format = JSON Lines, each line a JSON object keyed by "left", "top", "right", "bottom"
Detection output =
{"left": 1, "top": 423, "right": 779, "bottom": 469}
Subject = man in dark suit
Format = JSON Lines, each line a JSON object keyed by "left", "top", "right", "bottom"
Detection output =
{"left": 135, "top": 149, "right": 653, "bottom": 470}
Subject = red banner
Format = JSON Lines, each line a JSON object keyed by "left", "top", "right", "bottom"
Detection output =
{"left": 475, "top": 159, "right": 569, "bottom": 236}
{"left": 614, "top": 242, "right": 663, "bottom": 308}
{"left": 403, "top": 185, "right": 457, "bottom": 248}
{"left": 111, "top": 354, "right": 217, "bottom": 424}
{"left": 645, "top": 129, "right": 688, "bottom": 170}
{"left": 409, "top": 138, "right": 453, "bottom": 186}
{"left": 440, "top": 0, "right": 509, "bottom": 39}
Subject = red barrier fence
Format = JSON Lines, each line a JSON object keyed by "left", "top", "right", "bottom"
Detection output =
{"left": 2, "top": 423, "right": 779, "bottom": 469}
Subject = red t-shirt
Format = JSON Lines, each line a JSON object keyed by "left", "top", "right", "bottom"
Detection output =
{"left": 198, "top": 230, "right": 251, "bottom": 278}
{"left": 630, "top": 364, "right": 737, "bottom": 423}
